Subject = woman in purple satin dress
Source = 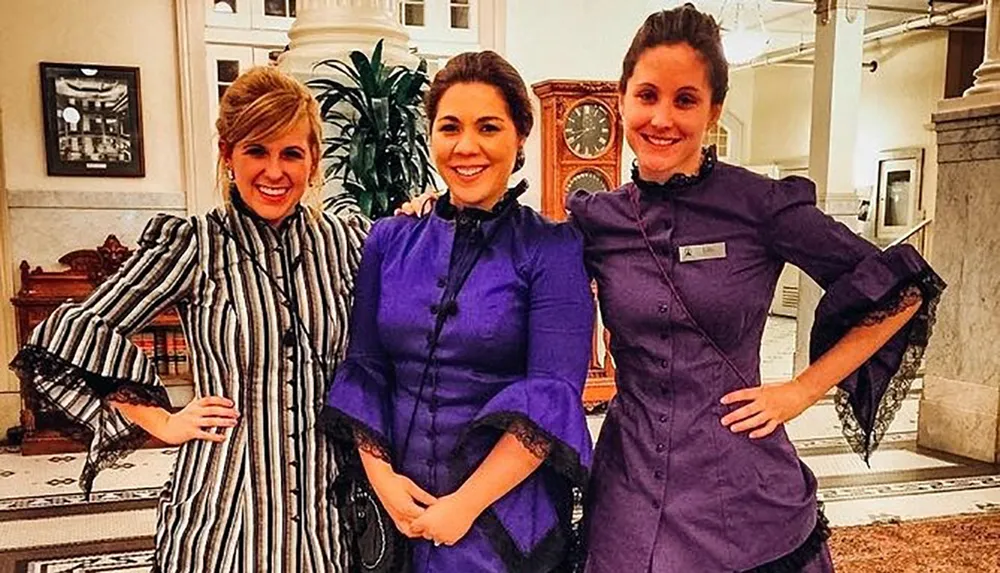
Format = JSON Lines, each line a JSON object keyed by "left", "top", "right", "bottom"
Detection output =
{"left": 323, "top": 52, "right": 594, "bottom": 572}
{"left": 572, "top": 5, "right": 945, "bottom": 572}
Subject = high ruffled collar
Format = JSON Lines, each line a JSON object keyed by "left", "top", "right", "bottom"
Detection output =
{"left": 434, "top": 179, "right": 528, "bottom": 224}
{"left": 631, "top": 146, "right": 717, "bottom": 196}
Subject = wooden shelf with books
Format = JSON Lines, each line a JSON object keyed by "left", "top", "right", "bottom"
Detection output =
{"left": 11, "top": 235, "right": 193, "bottom": 455}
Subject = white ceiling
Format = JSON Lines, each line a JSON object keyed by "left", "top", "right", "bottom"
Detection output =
{"left": 640, "top": 0, "right": 983, "bottom": 54}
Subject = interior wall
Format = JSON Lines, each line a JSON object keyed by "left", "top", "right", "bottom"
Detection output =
{"left": 0, "top": 0, "right": 188, "bottom": 270}
{"left": 748, "top": 30, "right": 947, "bottom": 226}
{"left": 0, "top": 0, "right": 189, "bottom": 435}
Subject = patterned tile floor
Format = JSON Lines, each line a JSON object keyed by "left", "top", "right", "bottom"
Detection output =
{"left": 0, "top": 317, "right": 996, "bottom": 569}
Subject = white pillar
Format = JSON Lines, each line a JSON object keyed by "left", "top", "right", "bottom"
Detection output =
{"left": 794, "top": 0, "right": 867, "bottom": 375}
{"left": 965, "top": 0, "right": 1000, "bottom": 97}
{"left": 278, "top": 0, "right": 413, "bottom": 80}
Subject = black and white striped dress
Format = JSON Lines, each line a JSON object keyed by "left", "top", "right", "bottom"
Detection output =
{"left": 10, "top": 196, "right": 367, "bottom": 572}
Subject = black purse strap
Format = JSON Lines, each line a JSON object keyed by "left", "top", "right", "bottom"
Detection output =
{"left": 626, "top": 186, "right": 755, "bottom": 388}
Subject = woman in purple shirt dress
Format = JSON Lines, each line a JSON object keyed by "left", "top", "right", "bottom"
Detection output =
{"left": 323, "top": 52, "right": 594, "bottom": 572}
{"left": 572, "top": 5, "right": 945, "bottom": 572}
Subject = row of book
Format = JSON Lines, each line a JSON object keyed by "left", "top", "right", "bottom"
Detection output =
{"left": 132, "top": 330, "right": 190, "bottom": 378}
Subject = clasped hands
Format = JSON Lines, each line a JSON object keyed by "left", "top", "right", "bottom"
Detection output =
{"left": 369, "top": 470, "right": 482, "bottom": 547}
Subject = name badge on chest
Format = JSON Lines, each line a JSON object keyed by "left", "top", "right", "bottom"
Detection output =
{"left": 678, "top": 242, "right": 727, "bottom": 263}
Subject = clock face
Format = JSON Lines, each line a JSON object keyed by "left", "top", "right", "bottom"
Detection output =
{"left": 565, "top": 168, "right": 609, "bottom": 194}
{"left": 562, "top": 102, "right": 612, "bottom": 159}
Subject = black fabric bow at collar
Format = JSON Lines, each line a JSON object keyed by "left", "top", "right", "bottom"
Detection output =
{"left": 631, "top": 146, "right": 718, "bottom": 196}
{"left": 434, "top": 179, "right": 529, "bottom": 226}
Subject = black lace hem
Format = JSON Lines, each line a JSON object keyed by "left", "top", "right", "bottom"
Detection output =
{"left": 10, "top": 345, "right": 169, "bottom": 495}
{"left": 834, "top": 270, "right": 945, "bottom": 462}
{"left": 470, "top": 411, "right": 588, "bottom": 489}
{"left": 317, "top": 405, "right": 392, "bottom": 463}
{"left": 742, "top": 503, "right": 831, "bottom": 573}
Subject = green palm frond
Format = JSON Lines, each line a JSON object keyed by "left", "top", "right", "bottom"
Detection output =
{"left": 308, "top": 39, "right": 436, "bottom": 219}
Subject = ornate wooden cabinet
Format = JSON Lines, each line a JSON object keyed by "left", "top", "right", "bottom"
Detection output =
{"left": 11, "top": 236, "right": 191, "bottom": 455}
{"left": 532, "top": 79, "right": 624, "bottom": 409}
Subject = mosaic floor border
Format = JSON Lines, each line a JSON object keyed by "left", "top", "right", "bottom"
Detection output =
{"left": 0, "top": 537, "right": 152, "bottom": 573}
{"left": 819, "top": 474, "right": 1000, "bottom": 503}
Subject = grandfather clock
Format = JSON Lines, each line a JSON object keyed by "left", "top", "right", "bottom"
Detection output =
{"left": 531, "top": 79, "right": 623, "bottom": 409}
{"left": 530, "top": 80, "right": 624, "bottom": 220}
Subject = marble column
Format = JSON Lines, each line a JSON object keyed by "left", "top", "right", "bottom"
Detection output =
{"left": 794, "top": 0, "right": 867, "bottom": 375}
{"left": 919, "top": 2, "right": 1000, "bottom": 463}
{"left": 278, "top": 0, "right": 413, "bottom": 79}
{"left": 965, "top": 0, "right": 1000, "bottom": 97}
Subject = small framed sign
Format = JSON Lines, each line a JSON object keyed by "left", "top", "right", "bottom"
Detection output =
{"left": 875, "top": 148, "right": 923, "bottom": 240}
{"left": 39, "top": 62, "right": 145, "bottom": 177}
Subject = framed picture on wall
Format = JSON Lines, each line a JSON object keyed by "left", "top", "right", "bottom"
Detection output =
{"left": 39, "top": 62, "right": 145, "bottom": 177}
{"left": 875, "top": 147, "right": 923, "bottom": 240}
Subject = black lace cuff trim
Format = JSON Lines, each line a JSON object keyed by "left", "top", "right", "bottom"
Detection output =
{"left": 10, "top": 345, "right": 169, "bottom": 495}
{"left": 742, "top": 503, "right": 831, "bottom": 573}
{"left": 471, "top": 411, "right": 588, "bottom": 489}
{"left": 834, "top": 270, "right": 945, "bottom": 461}
{"left": 318, "top": 405, "right": 392, "bottom": 462}
{"left": 478, "top": 503, "right": 581, "bottom": 573}
{"left": 11, "top": 344, "right": 171, "bottom": 406}
{"left": 448, "top": 411, "right": 589, "bottom": 572}
{"left": 859, "top": 283, "right": 924, "bottom": 327}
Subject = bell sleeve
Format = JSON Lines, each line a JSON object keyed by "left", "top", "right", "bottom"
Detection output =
{"left": 457, "top": 222, "right": 595, "bottom": 488}
{"left": 321, "top": 218, "right": 393, "bottom": 462}
{"left": 764, "top": 176, "right": 946, "bottom": 461}
{"left": 8, "top": 214, "right": 198, "bottom": 492}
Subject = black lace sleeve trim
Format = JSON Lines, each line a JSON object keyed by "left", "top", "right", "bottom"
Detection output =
{"left": 445, "top": 411, "right": 589, "bottom": 572}
{"left": 834, "top": 270, "right": 945, "bottom": 461}
{"left": 478, "top": 500, "right": 584, "bottom": 573}
{"left": 470, "top": 411, "right": 588, "bottom": 489}
{"left": 11, "top": 344, "right": 171, "bottom": 407}
{"left": 317, "top": 405, "right": 392, "bottom": 463}
{"left": 9, "top": 345, "right": 171, "bottom": 495}
{"left": 859, "top": 283, "right": 924, "bottom": 327}
{"left": 742, "top": 503, "right": 831, "bottom": 572}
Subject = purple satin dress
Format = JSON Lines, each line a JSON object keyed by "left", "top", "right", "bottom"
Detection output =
{"left": 324, "top": 194, "right": 595, "bottom": 573}
{"left": 569, "top": 153, "right": 944, "bottom": 573}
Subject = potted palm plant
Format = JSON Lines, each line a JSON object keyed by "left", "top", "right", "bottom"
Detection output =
{"left": 308, "top": 40, "right": 436, "bottom": 219}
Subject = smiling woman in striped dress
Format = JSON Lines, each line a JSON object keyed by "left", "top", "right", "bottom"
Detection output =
{"left": 10, "top": 66, "right": 366, "bottom": 572}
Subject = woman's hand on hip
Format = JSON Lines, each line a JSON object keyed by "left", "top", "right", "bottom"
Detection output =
{"left": 159, "top": 396, "right": 240, "bottom": 445}
{"left": 720, "top": 380, "right": 818, "bottom": 439}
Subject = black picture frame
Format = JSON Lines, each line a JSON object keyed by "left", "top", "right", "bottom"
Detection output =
{"left": 39, "top": 62, "right": 145, "bottom": 177}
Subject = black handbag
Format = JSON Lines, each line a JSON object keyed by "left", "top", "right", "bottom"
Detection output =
{"left": 334, "top": 447, "right": 411, "bottom": 573}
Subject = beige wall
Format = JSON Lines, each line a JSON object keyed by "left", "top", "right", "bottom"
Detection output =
{"left": 748, "top": 31, "right": 947, "bottom": 225}
{"left": 0, "top": 0, "right": 190, "bottom": 437}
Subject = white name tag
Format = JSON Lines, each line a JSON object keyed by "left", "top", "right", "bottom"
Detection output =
{"left": 678, "top": 242, "right": 727, "bottom": 263}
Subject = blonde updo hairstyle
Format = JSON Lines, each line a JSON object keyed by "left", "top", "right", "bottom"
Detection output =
{"left": 215, "top": 66, "right": 324, "bottom": 212}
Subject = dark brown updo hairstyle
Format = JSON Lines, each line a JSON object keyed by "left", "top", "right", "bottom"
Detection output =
{"left": 426, "top": 50, "right": 534, "bottom": 145}
{"left": 620, "top": 3, "right": 729, "bottom": 105}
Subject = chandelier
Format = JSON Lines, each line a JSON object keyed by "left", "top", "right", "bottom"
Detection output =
{"left": 718, "top": 0, "right": 772, "bottom": 65}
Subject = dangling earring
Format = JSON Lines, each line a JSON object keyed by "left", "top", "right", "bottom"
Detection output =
{"left": 226, "top": 166, "right": 235, "bottom": 181}
{"left": 513, "top": 147, "right": 526, "bottom": 173}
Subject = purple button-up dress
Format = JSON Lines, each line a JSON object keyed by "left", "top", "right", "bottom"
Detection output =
{"left": 569, "top": 159, "right": 943, "bottom": 572}
{"left": 324, "top": 196, "right": 595, "bottom": 573}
